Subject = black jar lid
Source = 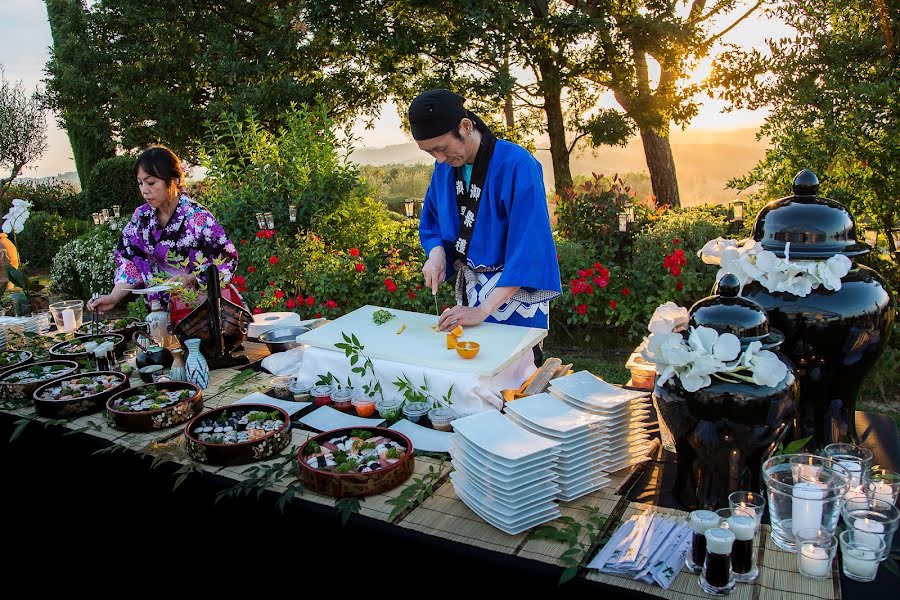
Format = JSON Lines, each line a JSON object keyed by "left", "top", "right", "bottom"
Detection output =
{"left": 751, "top": 169, "right": 870, "bottom": 259}
{"left": 689, "top": 274, "right": 784, "bottom": 349}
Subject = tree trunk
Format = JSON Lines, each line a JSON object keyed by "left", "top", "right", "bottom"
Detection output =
{"left": 640, "top": 128, "right": 680, "bottom": 207}
{"left": 542, "top": 90, "right": 573, "bottom": 192}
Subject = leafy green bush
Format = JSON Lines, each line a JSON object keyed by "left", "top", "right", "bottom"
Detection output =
{"left": 49, "top": 220, "right": 122, "bottom": 299}
{"left": 554, "top": 174, "right": 660, "bottom": 265}
{"left": 198, "top": 104, "right": 362, "bottom": 241}
{"left": 316, "top": 194, "right": 419, "bottom": 257}
{"left": 18, "top": 211, "right": 90, "bottom": 269}
{"left": 4, "top": 180, "right": 80, "bottom": 216}
{"left": 80, "top": 155, "right": 144, "bottom": 220}
{"left": 623, "top": 205, "right": 730, "bottom": 339}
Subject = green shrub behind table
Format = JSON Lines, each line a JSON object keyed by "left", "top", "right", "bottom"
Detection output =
{"left": 237, "top": 212, "right": 454, "bottom": 320}
{"left": 3, "top": 180, "right": 80, "bottom": 216}
{"left": 554, "top": 174, "right": 656, "bottom": 266}
{"left": 78, "top": 155, "right": 144, "bottom": 220}
{"left": 17, "top": 211, "right": 90, "bottom": 269}
{"left": 197, "top": 104, "right": 362, "bottom": 242}
{"left": 49, "top": 219, "right": 122, "bottom": 300}
{"left": 621, "top": 205, "right": 730, "bottom": 339}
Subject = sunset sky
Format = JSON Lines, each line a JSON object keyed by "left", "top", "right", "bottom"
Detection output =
{"left": 0, "top": 0, "right": 792, "bottom": 178}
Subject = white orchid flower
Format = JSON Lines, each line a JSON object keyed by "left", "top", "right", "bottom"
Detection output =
{"left": 817, "top": 254, "right": 852, "bottom": 291}
{"left": 712, "top": 332, "right": 741, "bottom": 362}
{"left": 749, "top": 349, "right": 788, "bottom": 387}
{"left": 648, "top": 302, "right": 690, "bottom": 335}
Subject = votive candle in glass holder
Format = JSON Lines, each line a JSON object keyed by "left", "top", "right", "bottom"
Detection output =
{"left": 264, "top": 212, "right": 275, "bottom": 229}
{"left": 865, "top": 468, "right": 900, "bottom": 505}
{"left": 839, "top": 529, "right": 884, "bottom": 582}
{"left": 842, "top": 497, "right": 900, "bottom": 561}
{"left": 823, "top": 443, "right": 874, "bottom": 486}
{"left": 728, "top": 491, "right": 766, "bottom": 525}
{"left": 795, "top": 528, "right": 837, "bottom": 580}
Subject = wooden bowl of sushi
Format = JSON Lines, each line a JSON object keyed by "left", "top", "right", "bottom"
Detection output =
{"left": 0, "top": 349, "right": 34, "bottom": 377}
{"left": 184, "top": 403, "right": 291, "bottom": 466}
{"left": 49, "top": 334, "right": 127, "bottom": 361}
{"left": 106, "top": 381, "right": 204, "bottom": 432}
{"left": 297, "top": 427, "right": 415, "bottom": 498}
{"left": 32, "top": 371, "right": 130, "bottom": 419}
{"left": 0, "top": 360, "right": 80, "bottom": 401}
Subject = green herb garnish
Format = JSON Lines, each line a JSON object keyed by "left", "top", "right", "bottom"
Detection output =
{"left": 386, "top": 448, "right": 400, "bottom": 460}
{"left": 372, "top": 309, "right": 395, "bottom": 325}
{"left": 304, "top": 441, "right": 321, "bottom": 456}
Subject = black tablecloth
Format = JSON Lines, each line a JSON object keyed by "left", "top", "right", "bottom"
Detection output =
{"left": 1, "top": 410, "right": 897, "bottom": 595}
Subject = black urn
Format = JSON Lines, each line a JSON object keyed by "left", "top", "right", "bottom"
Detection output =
{"left": 742, "top": 169, "right": 894, "bottom": 448}
{"left": 654, "top": 275, "right": 799, "bottom": 510}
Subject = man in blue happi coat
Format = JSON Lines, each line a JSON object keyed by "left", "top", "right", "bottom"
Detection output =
{"left": 409, "top": 89, "right": 562, "bottom": 332}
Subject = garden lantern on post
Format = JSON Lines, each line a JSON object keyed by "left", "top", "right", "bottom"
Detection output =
{"left": 264, "top": 212, "right": 275, "bottom": 230}
{"left": 91, "top": 212, "right": 101, "bottom": 226}
{"left": 254, "top": 212, "right": 267, "bottom": 230}
{"left": 404, "top": 198, "right": 415, "bottom": 219}
{"left": 625, "top": 201, "right": 635, "bottom": 224}
{"left": 617, "top": 212, "right": 628, "bottom": 233}
{"left": 112, "top": 205, "right": 121, "bottom": 219}
{"left": 288, "top": 205, "right": 297, "bottom": 223}
{"left": 732, "top": 200, "right": 745, "bottom": 222}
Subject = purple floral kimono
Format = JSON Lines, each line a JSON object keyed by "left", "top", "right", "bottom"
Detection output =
{"left": 115, "top": 193, "right": 239, "bottom": 307}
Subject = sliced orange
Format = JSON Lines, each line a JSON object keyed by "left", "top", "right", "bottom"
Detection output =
{"left": 450, "top": 325, "right": 464, "bottom": 337}
{"left": 446, "top": 333, "right": 458, "bottom": 349}
{"left": 455, "top": 341, "right": 480, "bottom": 359}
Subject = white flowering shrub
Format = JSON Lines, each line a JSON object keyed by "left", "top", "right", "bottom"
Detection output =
{"left": 50, "top": 221, "right": 122, "bottom": 299}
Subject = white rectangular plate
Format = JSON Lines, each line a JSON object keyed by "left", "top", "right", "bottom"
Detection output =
{"left": 298, "top": 405, "right": 385, "bottom": 431}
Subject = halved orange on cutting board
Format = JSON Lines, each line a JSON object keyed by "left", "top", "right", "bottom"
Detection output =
{"left": 455, "top": 341, "right": 480, "bottom": 359}
{"left": 449, "top": 325, "right": 464, "bottom": 337}
{"left": 446, "top": 334, "right": 458, "bottom": 349}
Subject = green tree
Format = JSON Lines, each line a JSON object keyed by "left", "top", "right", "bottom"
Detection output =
{"left": 710, "top": 0, "right": 900, "bottom": 253}
{"left": 0, "top": 69, "right": 47, "bottom": 205}
{"left": 564, "top": 1, "right": 763, "bottom": 207}
{"left": 43, "top": 0, "right": 392, "bottom": 161}
{"left": 44, "top": 0, "right": 116, "bottom": 184}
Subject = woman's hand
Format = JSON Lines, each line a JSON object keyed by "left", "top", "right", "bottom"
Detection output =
{"left": 86, "top": 294, "right": 120, "bottom": 314}
{"left": 422, "top": 246, "right": 447, "bottom": 295}
{"left": 438, "top": 304, "right": 489, "bottom": 331}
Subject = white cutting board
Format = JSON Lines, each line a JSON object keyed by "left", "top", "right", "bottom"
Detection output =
{"left": 295, "top": 305, "right": 546, "bottom": 376}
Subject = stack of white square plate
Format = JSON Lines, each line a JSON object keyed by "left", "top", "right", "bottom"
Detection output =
{"left": 547, "top": 371, "right": 654, "bottom": 474}
{"left": 505, "top": 392, "right": 612, "bottom": 501}
{"left": 449, "top": 410, "right": 561, "bottom": 535}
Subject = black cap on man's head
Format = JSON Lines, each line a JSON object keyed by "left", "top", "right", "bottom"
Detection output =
{"left": 408, "top": 89, "right": 467, "bottom": 141}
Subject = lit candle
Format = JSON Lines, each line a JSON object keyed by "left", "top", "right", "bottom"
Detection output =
{"left": 799, "top": 544, "right": 831, "bottom": 578}
{"left": 61, "top": 308, "right": 76, "bottom": 332}
{"left": 838, "top": 460, "right": 863, "bottom": 486}
{"left": 726, "top": 515, "right": 756, "bottom": 541}
{"left": 792, "top": 481, "right": 825, "bottom": 536}
{"left": 734, "top": 501, "right": 757, "bottom": 520}
{"left": 873, "top": 481, "right": 895, "bottom": 504}
{"left": 846, "top": 485, "right": 870, "bottom": 503}
{"left": 853, "top": 518, "right": 885, "bottom": 550}
{"left": 842, "top": 547, "right": 879, "bottom": 580}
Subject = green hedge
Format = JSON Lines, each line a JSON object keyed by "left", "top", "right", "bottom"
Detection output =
{"left": 79, "top": 155, "right": 144, "bottom": 220}
{"left": 17, "top": 211, "right": 90, "bottom": 269}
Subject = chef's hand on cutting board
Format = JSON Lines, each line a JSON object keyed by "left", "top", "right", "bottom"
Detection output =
{"left": 422, "top": 246, "right": 446, "bottom": 294}
{"left": 438, "top": 305, "right": 489, "bottom": 330}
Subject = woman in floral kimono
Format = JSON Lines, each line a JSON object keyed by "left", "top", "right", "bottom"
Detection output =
{"left": 87, "top": 146, "right": 241, "bottom": 314}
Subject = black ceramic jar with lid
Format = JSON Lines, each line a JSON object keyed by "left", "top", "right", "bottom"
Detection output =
{"left": 742, "top": 170, "right": 894, "bottom": 447}
{"left": 654, "top": 274, "right": 798, "bottom": 510}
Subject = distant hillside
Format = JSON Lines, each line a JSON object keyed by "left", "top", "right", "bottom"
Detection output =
{"left": 19, "top": 171, "right": 81, "bottom": 191}
{"left": 350, "top": 127, "right": 768, "bottom": 206}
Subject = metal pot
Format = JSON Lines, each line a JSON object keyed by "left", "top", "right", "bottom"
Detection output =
{"left": 259, "top": 326, "right": 310, "bottom": 353}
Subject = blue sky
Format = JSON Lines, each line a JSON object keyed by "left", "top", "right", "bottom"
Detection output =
{"left": 1, "top": 1, "right": 789, "bottom": 178}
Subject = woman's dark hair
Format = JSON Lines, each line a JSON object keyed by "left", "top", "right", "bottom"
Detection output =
{"left": 134, "top": 145, "right": 185, "bottom": 190}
